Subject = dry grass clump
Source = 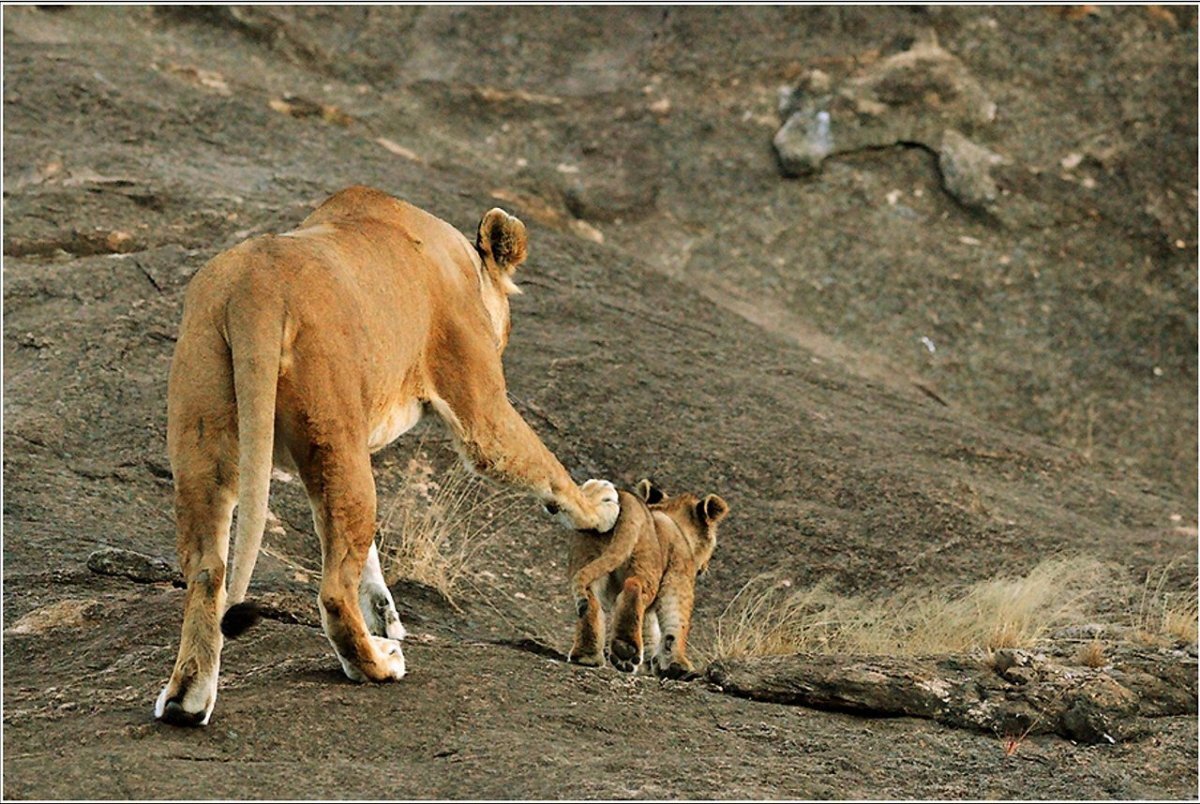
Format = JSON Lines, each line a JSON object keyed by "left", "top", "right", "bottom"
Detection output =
{"left": 1074, "top": 639, "right": 1107, "bottom": 668}
{"left": 376, "top": 454, "right": 521, "bottom": 606}
{"left": 1131, "top": 566, "right": 1198, "bottom": 645}
{"left": 712, "top": 557, "right": 1110, "bottom": 660}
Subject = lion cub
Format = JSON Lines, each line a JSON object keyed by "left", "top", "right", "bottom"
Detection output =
{"left": 567, "top": 479, "right": 729, "bottom": 678}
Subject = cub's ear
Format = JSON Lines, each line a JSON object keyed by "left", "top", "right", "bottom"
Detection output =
{"left": 697, "top": 494, "right": 729, "bottom": 525}
{"left": 635, "top": 478, "right": 665, "bottom": 505}
{"left": 476, "top": 208, "right": 528, "bottom": 273}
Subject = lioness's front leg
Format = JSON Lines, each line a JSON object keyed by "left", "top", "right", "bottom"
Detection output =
{"left": 428, "top": 330, "right": 619, "bottom": 532}
{"left": 359, "top": 542, "right": 406, "bottom": 642}
{"left": 435, "top": 395, "right": 618, "bottom": 532}
{"left": 298, "top": 444, "right": 406, "bottom": 683}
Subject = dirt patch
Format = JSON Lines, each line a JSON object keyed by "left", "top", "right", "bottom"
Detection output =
{"left": 3, "top": 6, "right": 1196, "bottom": 799}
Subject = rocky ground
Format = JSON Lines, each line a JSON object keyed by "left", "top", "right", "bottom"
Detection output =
{"left": 3, "top": 6, "right": 1196, "bottom": 799}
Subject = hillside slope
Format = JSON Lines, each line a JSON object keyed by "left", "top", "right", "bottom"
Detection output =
{"left": 3, "top": 6, "right": 1195, "bottom": 799}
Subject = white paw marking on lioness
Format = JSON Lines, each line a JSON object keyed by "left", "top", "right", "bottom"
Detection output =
{"left": 360, "top": 543, "right": 407, "bottom": 642}
{"left": 370, "top": 636, "right": 407, "bottom": 680}
{"left": 581, "top": 478, "right": 620, "bottom": 532}
{"left": 154, "top": 672, "right": 217, "bottom": 727}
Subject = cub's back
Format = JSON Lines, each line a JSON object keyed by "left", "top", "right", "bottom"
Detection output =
{"left": 568, "top": 490, "right": 667, "bottom": 602}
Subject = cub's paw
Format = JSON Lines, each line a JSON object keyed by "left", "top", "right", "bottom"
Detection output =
{"left": 654, "top": 659, "right": 698, "bottom": 681}
{"left": 568, "top": 649, "right": 605, "bottom": 668}
{"left": 610, "top": 637, "right": 642, "bottom": 674}
{"left": 580, "top": 479, "right": 619, "bottom": 533}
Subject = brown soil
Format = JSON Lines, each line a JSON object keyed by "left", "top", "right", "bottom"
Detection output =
{"left": 3, "top": 6, "right": 1196, "bottom": 799}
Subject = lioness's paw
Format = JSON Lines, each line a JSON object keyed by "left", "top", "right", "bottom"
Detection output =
{"left": 376, "top": 605, "right": 408, "bottom": 642}
{"left": 581, "top": 478, "right": 619, "bottom": 533}
{"left": 361, "top": 586, "right": 407, "bottom": 642}
{"left": 368, "top": 636, "right": 407, "bottom": 681}
{"left": 154, "top": 680, "right": 216, "bottom": 728}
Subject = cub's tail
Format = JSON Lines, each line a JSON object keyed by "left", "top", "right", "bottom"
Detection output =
{"left": 571, "top": 489, "right": 651, "bottom": 599}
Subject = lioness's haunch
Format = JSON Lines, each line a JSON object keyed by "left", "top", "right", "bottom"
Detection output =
{"left": 155, "top": 186, "right": 620, "bottom": 726}
{"left": 567, "top": 479, "right": 729, "bottom": 678}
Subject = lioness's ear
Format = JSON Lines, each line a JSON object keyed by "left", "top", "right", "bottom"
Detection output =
{"left": 476, "top": 208, "right": 528, "bottom": 273}
{"left": 635, "top": 478, "right": 665, "bottom": 505}
{"left": 697, "top": 494, "right": 729, "bottom": 524}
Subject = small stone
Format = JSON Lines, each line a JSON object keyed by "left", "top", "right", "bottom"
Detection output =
{"left": 773, "top": 109, "right": 833, "bottom": 177}
{"left": 803, "top": 68, "right": 832, "bottom": 95}
{"left": 939, "top": 130, "right": 1007, "bottom": 211}
{"left": 1060, "top": 152, "right": 1084, "bottom": 170}
{"left": 104, "top": 230, "right": 135, "bottom": 254}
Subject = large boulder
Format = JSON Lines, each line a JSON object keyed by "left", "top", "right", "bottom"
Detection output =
{"left": 774, "top": 30, "right": 1001, "bottom": 211}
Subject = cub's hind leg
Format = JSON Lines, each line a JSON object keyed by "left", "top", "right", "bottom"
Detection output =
{"left": 568, "top": 578, "right": 607, "bottom": 667}
{"left": 610, "top": 578, "right": 649, "bottom": 673}
{"left": 643, "top": 610, "right": 662, "bottom": 667}
{"left": 652, "top": 584, "right": 698, "bottom": 680}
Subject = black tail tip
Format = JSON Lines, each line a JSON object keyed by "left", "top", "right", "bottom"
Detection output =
{"left": 221, "top": 601, "right": 262, "bottom": 638}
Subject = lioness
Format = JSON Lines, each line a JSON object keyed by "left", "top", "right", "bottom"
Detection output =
{"left": 567, "top": 479, "right": 729, "bottom": 678}
{"left": 156, "top": 186, "right": 620, "bottom": 726}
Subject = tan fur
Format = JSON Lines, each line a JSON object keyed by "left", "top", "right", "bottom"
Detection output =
{"left": 566, "top": 481, "right": 729, "bottom": 677}
{"left": 156, "top": 186, "right": 621, "bottom": 726}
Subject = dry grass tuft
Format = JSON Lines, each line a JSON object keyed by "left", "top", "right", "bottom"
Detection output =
{"left": 376, "top": 453, "right": 521, "bottom": 607}
{"left": 1074, "top": 639, "right": 1107, "bottom": 668}
{"left": 1131, "top": 566, "right": 1198, "bottom": 645}
{"left": 712, "top": 557, "right": 1111, "bottom": 660}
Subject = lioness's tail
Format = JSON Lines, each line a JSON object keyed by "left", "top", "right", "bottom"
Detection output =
{"left": 220, "top": 293, "right": 285, "bottom": 638}
{"left": 572, "top": 490, "right": 648, "bottom": 598}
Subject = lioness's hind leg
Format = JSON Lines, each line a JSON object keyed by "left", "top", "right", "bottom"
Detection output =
{"left": 360, "top": 542, "right": 406, "bottom": 642}
{"left": 301, "top": 446, "right": 405, "bottom": 683}
{"left": 156, "top": 476, "right": 236, "bottom": 727}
